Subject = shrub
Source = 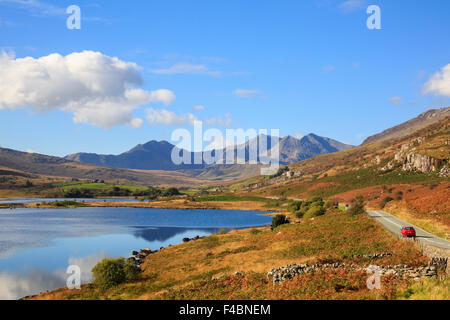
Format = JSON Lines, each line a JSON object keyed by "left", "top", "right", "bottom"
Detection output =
{"left": 347, "top": 195, "right": 366, "bottom": 216}
{"left": 395, "top": 191, "right": 403, "bottom": 201}
{"left": 308, "top": 196, "right": 324, "bottom": 207}
{"left": 163, "top": 187, "right": 181, "bottom": 196}
{"left": 250, "top": 228, "right": 262, "bottom": 235}
{"left": 380, "top": 196, "right": 394, "bottom": 209}
{"left": 123, "top": 259, "right": 141, "bottom": 282}
{"left": 217, "top": 229, "right": 228, "bottom": 235}
{"left": 270, "top": 167, "right": 289, "bottom": 178}
{"left": 92, "top": 257, "right": 140, "bottom": 289}
{"left": 287, "top": 201, "right": 302, "bottom": 214}
{"left": 304, "top": 205, "right": 326, "bottom": 219}
{"left": 271, "top": 215, "right": 289, "bottom": 230}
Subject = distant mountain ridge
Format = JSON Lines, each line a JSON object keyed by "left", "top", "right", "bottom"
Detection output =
{"left": 65, "top": 134, "right": 354, "bottom": 171}
{"left": 362, "top": 107, "right": 450, "bottom": 145}
{"left": 0, "top": 147, "right": 205, "bottom": 186}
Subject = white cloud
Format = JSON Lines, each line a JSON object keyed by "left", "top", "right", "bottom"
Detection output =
{"left": 193, "top": 105, "right": 205, "bottom": 111}
{"left": 388, "top": 96, "right": 402, "bottom": 106}
{"left": 423, "top": 64, "right": 450, "bottom": 97}
{"left": 0, "top": 51, "right": 174, "bottom": 128}
{"left": 150, "top": 63, "right": 220, "bottom": 76}
{"left": 146, "top": 108, "right": 231, "bottom": 127}
{"left": 128, "top": 118, "right": 144, "bottom": 128}
{"left": 148, "top": 89, "right": 176, "bottom": 106}
{"left": 146, "top": 108, "right": 196, "bottom": 126}
{"left": 233, "top": 89, "right": 261, "bottom": 98}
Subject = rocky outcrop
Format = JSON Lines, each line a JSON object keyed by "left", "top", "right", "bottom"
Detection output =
{"left": 402, "top": 153, "right": 442, "bottom": 173}
{"left": 439, "top": 165, "right": 450, "bottom": 177}
{"left": 380, "top": 136, "right": 447, "bottom": 174}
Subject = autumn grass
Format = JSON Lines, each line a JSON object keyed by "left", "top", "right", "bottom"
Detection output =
{"left": 268, "top": 168, "right": 445, "bottom": 199}
{"left": 397, "top": 277, "right": 450, "bottom": 300}
{"left": 31, "top": 208, "right": 430, "bottom": 300}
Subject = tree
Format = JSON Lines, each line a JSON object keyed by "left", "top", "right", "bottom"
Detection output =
{"left": 92, "top": 257, "right": 140, "bottom": 290}
{"left": 271, "top": 214, "right": 289, "bottom": 230}
{"left": 164, "top": 187, "right": 181, "bottom": 196}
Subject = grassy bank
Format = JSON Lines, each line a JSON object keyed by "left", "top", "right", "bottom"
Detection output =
{"left": 31, "top": 208, "right": 431, "bottom": 300}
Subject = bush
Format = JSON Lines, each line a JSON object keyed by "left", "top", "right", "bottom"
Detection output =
{"left": 92, "top": 257, "right": 140, "bottom": 289}
{"left": 303, "top": 205, "right": 326, "bottom": 219}
{"left": 271, "top": 214, "right": 289, "bottom": 230}
{"left": 163, "top": 187, "right": 181, "bottom": 196}
{"left": 347, "top": 195, "right": 366, "bottom": 216}
{"left": 395, "top": 191, "right": 403, "bottom": 201}
{"left": 287, "top": 201, "right": 302, "bottom": 214}
{"left": 123, "top": 259, "right": 141, "bottom": 282}
{"left": 380, "top": 196, "right": 394, "bottom": 209}
{"left": 217, "top": 229, "right": 228, "bottom": 235}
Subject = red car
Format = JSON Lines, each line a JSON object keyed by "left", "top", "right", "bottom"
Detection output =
{"left": 401, "top": 226, "right": 416, "bottom": 238}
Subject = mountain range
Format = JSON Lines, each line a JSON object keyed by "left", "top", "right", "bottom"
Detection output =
{"left": 65, "top": 133, "right": 354, "bottom": 172}
{"left": 0, "top": 107, "right": 448, "bottom": 185}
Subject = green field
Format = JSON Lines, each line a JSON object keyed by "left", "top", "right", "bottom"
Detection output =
{"left": 59, "top": 181, "right": 149, "bottom": 193}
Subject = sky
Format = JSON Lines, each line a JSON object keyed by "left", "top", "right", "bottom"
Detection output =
{"left": 0, "top": 0, "right": 449, "bottom": 157}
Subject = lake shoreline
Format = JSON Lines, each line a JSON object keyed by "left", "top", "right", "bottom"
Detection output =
{"left": 20, "top": 198, "right": 283, "bottom": 216}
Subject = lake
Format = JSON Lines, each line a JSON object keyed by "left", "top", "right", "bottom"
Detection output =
{"left": 0, "top": 197, "right": 141, "bottom": 204}
{"left": 0, "top": 206, "right": 272, "bottom": 300}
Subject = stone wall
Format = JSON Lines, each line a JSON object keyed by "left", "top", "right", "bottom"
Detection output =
{"left": 420, "top": 244, "right": 449, "bottom": 274}
{"left": 267, "top": 262, "right": 439, "bottom": 284}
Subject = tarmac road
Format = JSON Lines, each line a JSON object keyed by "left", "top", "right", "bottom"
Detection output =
{"left": 367, "top": 210, "right": 450, "bottom": 250}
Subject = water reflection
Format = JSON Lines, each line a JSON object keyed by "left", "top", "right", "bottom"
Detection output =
{"left": 0, "top": 207, "right": 271, "bottom": 300}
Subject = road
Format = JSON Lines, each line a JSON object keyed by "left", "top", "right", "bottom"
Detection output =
{"left": 366, "top": 210, "right": 450, "bottom": 250}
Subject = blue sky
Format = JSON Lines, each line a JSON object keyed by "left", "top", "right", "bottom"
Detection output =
{"left": 0, "top": 0, "right": 449, "bottom": 157}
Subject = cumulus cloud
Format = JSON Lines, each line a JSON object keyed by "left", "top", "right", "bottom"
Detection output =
{"left": 146, "top": 108, "right": 231, "bottom": 127}
{"left": 233, "top": 89, "right": 261, "bottom": 98}
{"left": 146, "top": 108, "right": 197, "bottom": 126}
{"left": 423, "top": 64, "right": 450, "bottom": 97}
{"left": 0, "top": 51, "right": 175, "bottom": 128}
{"left": 148, "top": 89, "right": 176, "bottom": 106}
{"left": 388, "top": 96, "right": 402, "bottom": 106}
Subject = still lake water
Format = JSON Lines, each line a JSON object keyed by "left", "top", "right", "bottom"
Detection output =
{"left": 0, "top": 205, "right": 271, "bottom": 300}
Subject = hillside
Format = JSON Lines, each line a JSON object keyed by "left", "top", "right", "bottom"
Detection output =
{"left": 237, "top": 116, "right": 450, "bottom": 237}
{"left": 0, "top": 147, "right": 206, "bottom": 187}
{"left": 30, "top": 207, "right": 437, "bottom": 300}
{"left": 362, "top": 107, "right": 450, "bottom": 145}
